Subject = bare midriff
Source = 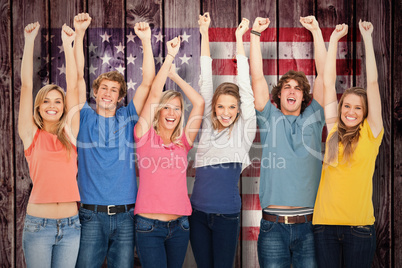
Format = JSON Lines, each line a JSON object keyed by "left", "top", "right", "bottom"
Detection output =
{"left": 27, "top": 202, "right": 78, "bottom": 219}
{"left": 138, "top": 213, "right": 182, "bottom": 222}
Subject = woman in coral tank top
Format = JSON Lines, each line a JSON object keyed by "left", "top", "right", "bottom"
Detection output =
{"left": 18, "top": 16, "right": 87, "bottom": 267}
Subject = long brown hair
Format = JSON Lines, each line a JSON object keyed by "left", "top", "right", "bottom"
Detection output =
{"left": 325, "top": 87, "right": 368, "bottom": 164}
{"left": 33, "top": 84, "right": 72, "bottom": 153}
{"left": 271, "top": 70, "right": 311, "bottom": 113}
{"left": 153, "top": 90, "right": 185, "bottom": 146}
{"left": 211, "top": 82, "right": 241, "bottom": 131}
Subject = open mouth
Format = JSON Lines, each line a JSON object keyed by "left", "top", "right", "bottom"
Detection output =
{"left": 287, "top": 97, "right": 296, "bottom": 105}
{"left": 165, "top": 118, "right": 176, "bottom": 124}
{"left": 102, "top": 98, "right": 112, "bottom": 103}
{"left": 345, "top": 116, "right": 357, "bottom": 121}
{"left": 46, "top": 110, "right": 57, "bottom": 115}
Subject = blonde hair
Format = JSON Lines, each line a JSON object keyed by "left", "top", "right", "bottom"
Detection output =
{"left": 153, "top": 90, "right": 185, "bottom": 147}
{"left": 33, "top": 84, "right": 72, "bottom": 153}
{"left": 211, "top": 82, "right": 241, "bottom": 132}
{"left": 325, "top": 87, "right": 368, "bottom": 164}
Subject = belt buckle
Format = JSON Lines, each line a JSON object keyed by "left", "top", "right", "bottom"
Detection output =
{"left": 284, "top": 216, "right": 289, "bottom": 224}
{"left": 107, "top": 205, "right": 116, "bottom": 215}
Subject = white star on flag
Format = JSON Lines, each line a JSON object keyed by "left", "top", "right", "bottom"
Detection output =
{"left": 89, "top": 64, "right": 98, "bottom": 75}
{"left": 58, "top": 45, "right": 64, "bottom": 53}
{"left": 127, "top": 79, "right": 137, "bottom": 90}
{"left": 100, "top": 54, "right": 112, "bottom": 65}
{"left": 179, "top": 54, "right": 191, "bottom": 65}
{"left": 42, "top": 56, "right": 54, "bottom": 63}
{"left": 57, "top": 64, "right": 66, "bottom": 75}
{"left": 127, "top": 54, "right": 136, "bottom": 65}
{"left": 43, "top": 35, "right": 54, "bottom": 43}
{"left": 115, "top": 64, "right": 125, "bottom": 74}
{"left": 183, "top": 99, "right": 191, "bottom": 112}
{"left": 181, "top": 31, "right": 191, "bottom": 42}
{"left": 154, "top": 54, "right": 163, "bottom": 65}
{"left": 115, "top": 42, "right": 125, "bottom": 54}
{"left": 126, "top": 32, "right": 136, "bottom": 43}
{"left": 88, "top": 43, "right": 97, "bottom": 53}
{"left": 100, "top": 32, "right": 112, "bottom": 43}
{"left": 175, "top": 65, "right": 180, "bottom": 73}
{"left": 154, "top": 32, "right": 164, "bottom": 43}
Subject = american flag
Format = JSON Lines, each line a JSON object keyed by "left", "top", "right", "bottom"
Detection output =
{"left": 43, "top": 25, "right": 359, "bottom": 266}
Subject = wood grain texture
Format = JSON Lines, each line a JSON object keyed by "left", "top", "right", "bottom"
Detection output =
{"left": 203, "top": 0, "right": 238, "bottom": 28}
{"left": 49, "top": 0, "right": 83, "bottom": 92}
{"left": 316, "top": 0, "right": 353, "bottom": 92}
{"left": 393, "top": 1, "right": 402, "bottom": 267}
{"left": 87, "top": 0, "right": 126, "bottom": 105}
{"left": 240, "top": 1, "right": 277, "bottom": 267}
{"left": 0, "top": 0, "right": 14, "bottom": 267}
{"left": 164, "top": 1, "right": 200, "bottom": 266}
{"left": 12, "top": 1, "right": 49, "bottom": 267}
{"left": 277, "top": 0, "right": 314, "bottom": 83}
{"left": 356, "top": 0, "right": 392, "bottom": 267}
{"left": 126, "top": 0, "right": 162, "bottom": 101}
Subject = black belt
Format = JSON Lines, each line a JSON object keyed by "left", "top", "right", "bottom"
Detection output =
{"left": 81, "top": 203, "right": 135, "bottom": 215}
{"left": 263, "top": 213, "right": 313, "bottom": 224}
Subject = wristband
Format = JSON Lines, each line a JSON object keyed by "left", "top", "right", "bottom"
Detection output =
{"left": 250, "top": 30, "right": 261, "bottom": 36}
{"left": 167, "top": 53, "right": 175, "bottom": 58}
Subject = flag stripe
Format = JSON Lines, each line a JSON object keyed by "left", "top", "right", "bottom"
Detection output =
{"left": 242, "top": 227, "right": 261, "bottom": 241}
{"left": 209, "top": 28, "right": 360, "bottom": 42}
{"left": 212, "top": 59, "right": 358, "bottom": 76}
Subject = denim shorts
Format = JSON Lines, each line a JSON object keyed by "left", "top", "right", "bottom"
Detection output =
{"left": 22, "top": 214, "right": 80, "bottom": 268}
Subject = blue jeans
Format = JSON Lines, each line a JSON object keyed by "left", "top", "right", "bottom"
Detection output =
{"left": 258, "top": 217, "right": 317, "bottom": 268}
{"left": 189, "top": 209, "right": 240, "bottom": 268}
{"left": 22, "top": 214, "right": 80, "bottom": 268}
{"left": 76, "top": 206, "right": 135, "bottom": 268}
{"left": 314, "top": 224, "right": 376, "bottom": 268}
{"left": 135, "top": 214, "right": 189, "bottom": 268}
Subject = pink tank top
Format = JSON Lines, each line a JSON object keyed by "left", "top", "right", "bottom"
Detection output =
{"left": 134, "top": 127, "right": 192, "bottom": 215}
{"left": 25, "top": 129, "right": 80, "bottom": 203}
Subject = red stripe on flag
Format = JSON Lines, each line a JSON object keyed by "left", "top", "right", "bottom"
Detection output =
{"left": 242, "top": 226, "right": 260, "bottom": 241}
{"left": 209, "top": 28, "right": 359, "bottom": 42}
{"left": 242, "top": 194, "right": 262, "bottom": 210}
{"left": 212, "top": 59, "right": 358, "bottom": 76}
{"left": 242, "top": 160, "right": 261, "bottom": 177}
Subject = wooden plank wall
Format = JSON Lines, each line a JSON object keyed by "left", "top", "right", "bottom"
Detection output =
{"left": 1, "top": 0, "right": 399, "bottom": 267}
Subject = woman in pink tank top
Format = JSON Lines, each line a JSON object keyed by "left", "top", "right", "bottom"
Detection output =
{"left": 18, "top": 14, "right": 90, "bottom": 268}
{"left": 133, "top": 37, "right": 205, "bottom": 267}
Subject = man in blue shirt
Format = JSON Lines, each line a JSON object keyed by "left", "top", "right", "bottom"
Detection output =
{"left": 250, "top": 16, "right": 327, "bottom": 267}
{"left": 72, "top": 14, "right": 155, "bottom": 267}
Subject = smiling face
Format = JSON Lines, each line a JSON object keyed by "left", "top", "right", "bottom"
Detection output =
{"left": 94, "top": 79, "right": 122, "bottom": 115}
{"left": 214, "top": 94, "right": 239, "bottom": 130}
{"left": 158, "top": 96, "right": 182, "bottom": 132}
{"left": 340, "top": 93, "right": 365, "bottom": 127}
{"left": 278, "top": 79, "right": 304, "bottom": 116}
{"left": 38, "top": 89, "right": 64, "bottom": 124}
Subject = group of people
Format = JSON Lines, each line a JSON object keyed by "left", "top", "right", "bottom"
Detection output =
{"left": 19, "top": 11, "right": 382, "bottom": 268}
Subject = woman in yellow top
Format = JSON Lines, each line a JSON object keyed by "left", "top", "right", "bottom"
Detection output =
{"left": 313, "top": 21, "right": 383, "bottom": 268}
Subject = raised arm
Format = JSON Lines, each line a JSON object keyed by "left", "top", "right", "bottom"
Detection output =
{"left": 133, "top": 22, "right": 155, "bottom": 114}
{"left": 250, "top": 17, "right": 270, "bottom": 111}
{"left": 168, "top": 65, "right": 204, "bottom": 145}
{"left": 134, "top": 37, "right": 180, "bottom": 138}
{"left": 18, "top": 22, "right": 40, "bottom": 149}
{"left": 360, "top": 20, "right": 382, "bottom": 137}
{"left": 198, "top": 12, "right": 214, "bottom": 120}
{"left": 324, "top": 24, "right": 348, "bottom": 131}
{"left": 73, "top": 13, "right": 91, "bottom": 106}
{"left": 300, "top": 16, "right": 327, "bottom": 107}
{"left": 62, "top": 24, "right": 79, "bottom": 142}
{"left": 236, "top": 18, "right": 255, "bottom": 119}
